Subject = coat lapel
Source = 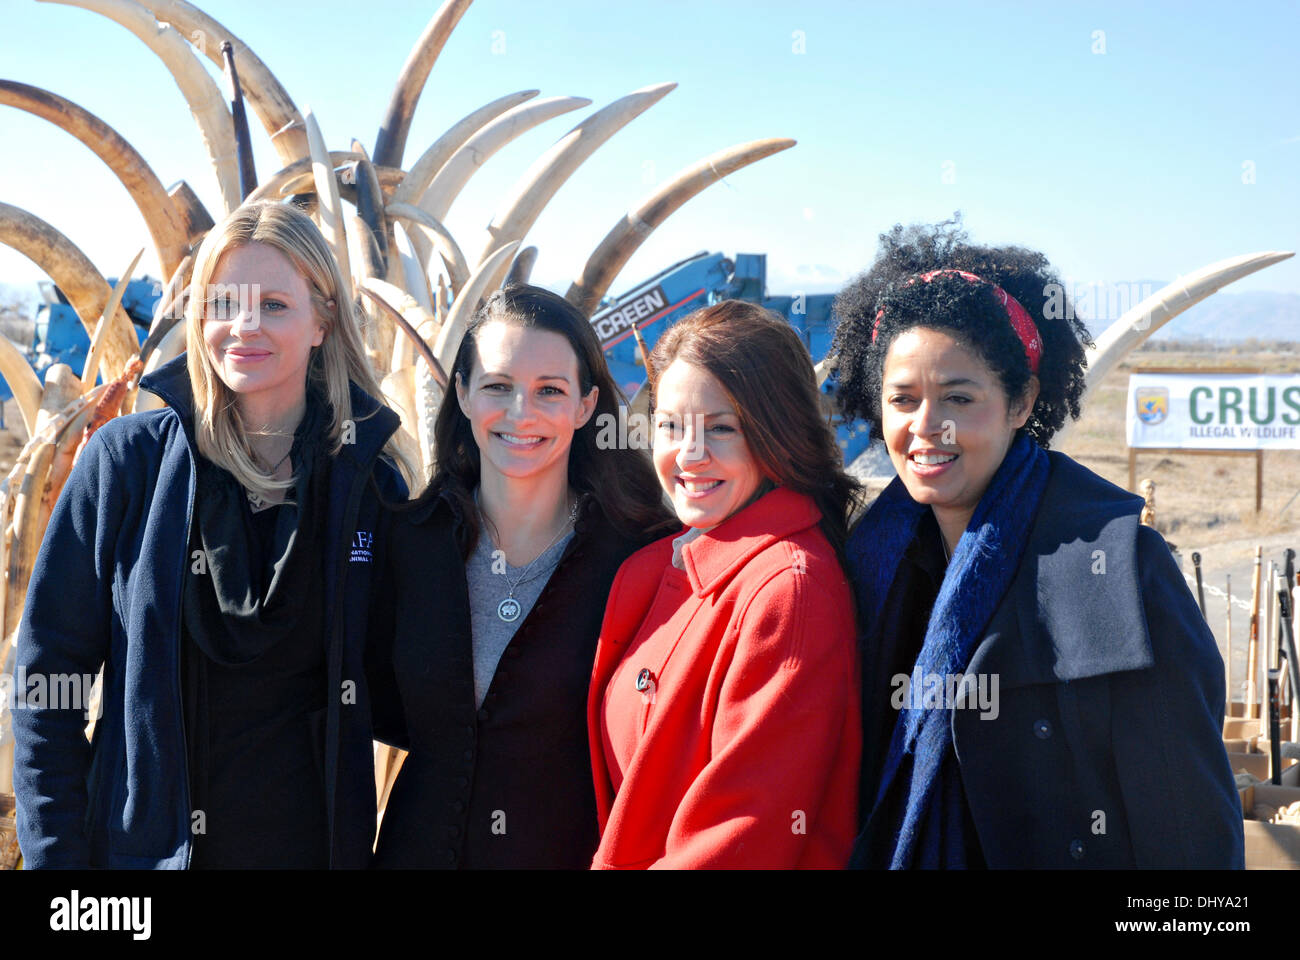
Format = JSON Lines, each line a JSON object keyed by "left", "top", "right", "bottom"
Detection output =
{"left": 963, "top": 452, "right": 1154, "bottom": 692}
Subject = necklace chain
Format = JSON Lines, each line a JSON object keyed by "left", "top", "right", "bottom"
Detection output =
{"left": 246, "top": 438, "right": 294, "bottom": 510}
{"left": 478, "top": 493, "right": 579, "bottom": 622}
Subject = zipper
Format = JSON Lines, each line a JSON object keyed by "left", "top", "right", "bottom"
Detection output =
{"left": 173, "top": 417, "right": 197, "bottom": 869}
{"left": 323, "top": 460, "right": 374, "bottom": 868}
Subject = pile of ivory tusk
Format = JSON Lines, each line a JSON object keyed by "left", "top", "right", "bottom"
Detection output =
{"left": 5, "top": 1, "right": 1291, "bottom": 840}
{"left": 0, "top": 0, "right": 798, "bottom": 821}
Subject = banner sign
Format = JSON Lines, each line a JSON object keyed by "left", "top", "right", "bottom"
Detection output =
{"left": 1126, "top": 373, "right": 1300, "bottom": 450}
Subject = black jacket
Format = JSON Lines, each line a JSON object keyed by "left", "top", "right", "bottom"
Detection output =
{"left": 12, "top": 355, "right": 405, "bottom": 868}
{"left": 852, "top": 451, "right": 1243, "bottom": 868}
{"left": 368, "top": 489, "right": 652, "bottom": 868}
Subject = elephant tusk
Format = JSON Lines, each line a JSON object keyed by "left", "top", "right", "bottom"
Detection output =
{"left": 379, "top": 367, "right": 423, "bottom": 479}
{"left": 0, "top": 332, "right": 44, "bottom": 438}
{"left": 350, "top": 213, "right": 387, "bottom": 285}
{"left": 250, "top": 152, "right": 404, "bottom": 204}
{"left": 391, "top": 221, "right": 434, "bottom": 315}
{"left": 372, "top": 0, "right": 475, "bottom": 168}
{"left": 350, "top": 214, "right": 395, "bottom": 373}
{"left": 83, "top": 247, "right": 144, "bottom": 388}
{"left": 353, "top": 158, "right": 391, "bottom": 275}
{"left": 362, "top": 280, "right": 443, "bottom": 482}
{"left": 1054, "top": 249, "right": 1296, "bottom": 445}
{"left": 813, "top": 357, "right": 833, "bottom": 388}
{"left": 38, "top": 0, "right": 242, "bottom": 213}
{"left": 138, "top": 252, "right": 193, "bottom": 367}
{"left": 419, "top": 95, "right": 592, "bottom": 224}
{"left": 359, "top": 282, "right": 446, "bottom": 389}
{"left": 434, "top": 240, "right": 518, "bottom": 372}
{"left": 136, "top": 321, "right": 187, "bottom": 412}
{"left": 0, "top": 203, "right": 140, "bottom": 383}
{"left": 41, "top": 382, "right": 112, "bottom": 524}
{"left": 5, "top": 442, "right": 57, "bottom": 642}
{"left": 1084, "top": 250, "right": 1296, "bottom": 392}
{"left": 385, "top": 202, "right": 470, "bottom": 296}
{"left": 220, "top": 40, "right": 258, "bottom": 199}
{"left": 73, "top": 358, "right": 143, "bottom": 461}
{"left": 303, "top": 108, "right": 352, "bottom": 302}
{"left": 388, "top": 89, "right": 539, "bottom": 209}
{"left": 506, "top": 246, "right": 538, "bottom": 286}
{"left": 0, "top": 80, "right": 190, "bottom": 280}
{"left": 565, "top": 137, "right": 796, "bottom": 316}
{"left": 34, "top": 365, "right": 84, "bottom": 439}
{"left": 133, "top": 0, "right": 309, "bottom": 165}
{"left": 474, "top": 83, "right": 677, "bottom": 294}
{"left": 150, "top": 252, "right": 193, "bottom": 334}
{"left": 167, "top": 180, "right": 215, "bottom": 247}
{"left": 138, "top": 291, "right": 187, "bottom": 368}
{"left": 276, "top": 171, "right": 317, "bottom": 197}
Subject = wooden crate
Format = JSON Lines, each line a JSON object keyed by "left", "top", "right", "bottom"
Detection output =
{"left": 1225, "top": 717, "right": 1262, "bottom": 739}
{"left": 1244, "top": 784, "right": 1300, "bottom": 869}
{"left": 0, "top": 793, "right": 19, "bottom": 870}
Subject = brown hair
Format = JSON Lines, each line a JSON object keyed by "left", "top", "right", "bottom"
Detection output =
{"left": 422, "top": 283, "right": 674, "bottom": 555}
{"left": 648, "top": 300, "right": 861, "bottom": 556}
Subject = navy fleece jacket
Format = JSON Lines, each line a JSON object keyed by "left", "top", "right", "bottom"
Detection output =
{"left": 11, "top": 355, "right": 405, "bottom": 868}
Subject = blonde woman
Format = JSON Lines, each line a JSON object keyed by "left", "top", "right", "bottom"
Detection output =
{"left": 12, "top": 201, "right": 407, "bottom": 868}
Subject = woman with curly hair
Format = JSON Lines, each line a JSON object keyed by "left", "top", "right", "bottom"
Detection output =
{"left": 832, "top": 217, "right": 1242, "bottom": 869}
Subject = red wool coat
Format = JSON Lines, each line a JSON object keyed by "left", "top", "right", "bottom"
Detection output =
{"left": 587, "top": 487, "right": 861, "bottom": 869}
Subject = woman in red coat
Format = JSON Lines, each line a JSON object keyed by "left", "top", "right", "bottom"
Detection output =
{"left": 588, "top": 301, "right": 863, "bottom": 868}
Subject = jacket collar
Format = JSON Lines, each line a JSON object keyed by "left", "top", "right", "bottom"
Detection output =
{"left": 139, "top": 353, "right": 400, "bottom": 469}
{"left": 965, "top": 451, "right": 1153, "bottom": 689}
{"left": 680, "top": 486, "right": 822, "bottom": 598}
{"left": 139, "top": 353, "right": 199, "bottom": 443}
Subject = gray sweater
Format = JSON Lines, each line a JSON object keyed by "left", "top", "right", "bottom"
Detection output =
{"left": 465, "top": 527, "right": 575, "bottom": 708}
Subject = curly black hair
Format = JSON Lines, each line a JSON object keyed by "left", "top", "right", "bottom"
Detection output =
{"left": 830, "top": 215, "right": 1093, "bottom": 447}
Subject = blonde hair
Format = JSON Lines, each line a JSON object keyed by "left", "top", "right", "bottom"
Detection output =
{"left": 185, "top": 201, "right": 404, "bottom": 500}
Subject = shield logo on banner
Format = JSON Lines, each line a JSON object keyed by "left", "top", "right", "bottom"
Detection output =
{"left": 1135, "top": 387, "right": 1169, "bottom": 425}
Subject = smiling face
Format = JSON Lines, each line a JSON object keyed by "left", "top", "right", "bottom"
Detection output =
{"left": 201, "top": 242, "right": 324, "bottom": 416}
{"left": 881, "top": 327, "right": 1036, "bottom": 537}
{"left": 652, "top": 359, "right": 766, "bottom": 529}
{"left": 455, "top": 321, "right": 598, "bottom": 487}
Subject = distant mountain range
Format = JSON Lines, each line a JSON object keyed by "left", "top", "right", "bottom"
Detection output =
{"left": 1027, "top": 279, "right": 1297, "bottom": 343}
{"left": 1123, "top": 288, "right": 1298, "bottom": 343}
{"left": 3, "top": 278, "right": 1296, "bottom": 342}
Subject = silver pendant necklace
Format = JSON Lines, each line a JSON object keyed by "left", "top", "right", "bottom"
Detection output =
{"left": 479, "top": 494, "right": 580, "bottom": 623}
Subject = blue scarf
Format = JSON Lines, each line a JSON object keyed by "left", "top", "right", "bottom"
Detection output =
{"left": 848, "top": 433, "right": 1049, "bottom": 868}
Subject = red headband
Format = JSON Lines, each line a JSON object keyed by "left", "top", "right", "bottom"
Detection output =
{"left": 872, "top": 268, "right": 1042, "bottom": 374}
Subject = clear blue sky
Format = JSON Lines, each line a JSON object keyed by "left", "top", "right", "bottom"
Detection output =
{"left": 1, "top": 0, "right": 1296, "bottom": 310}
